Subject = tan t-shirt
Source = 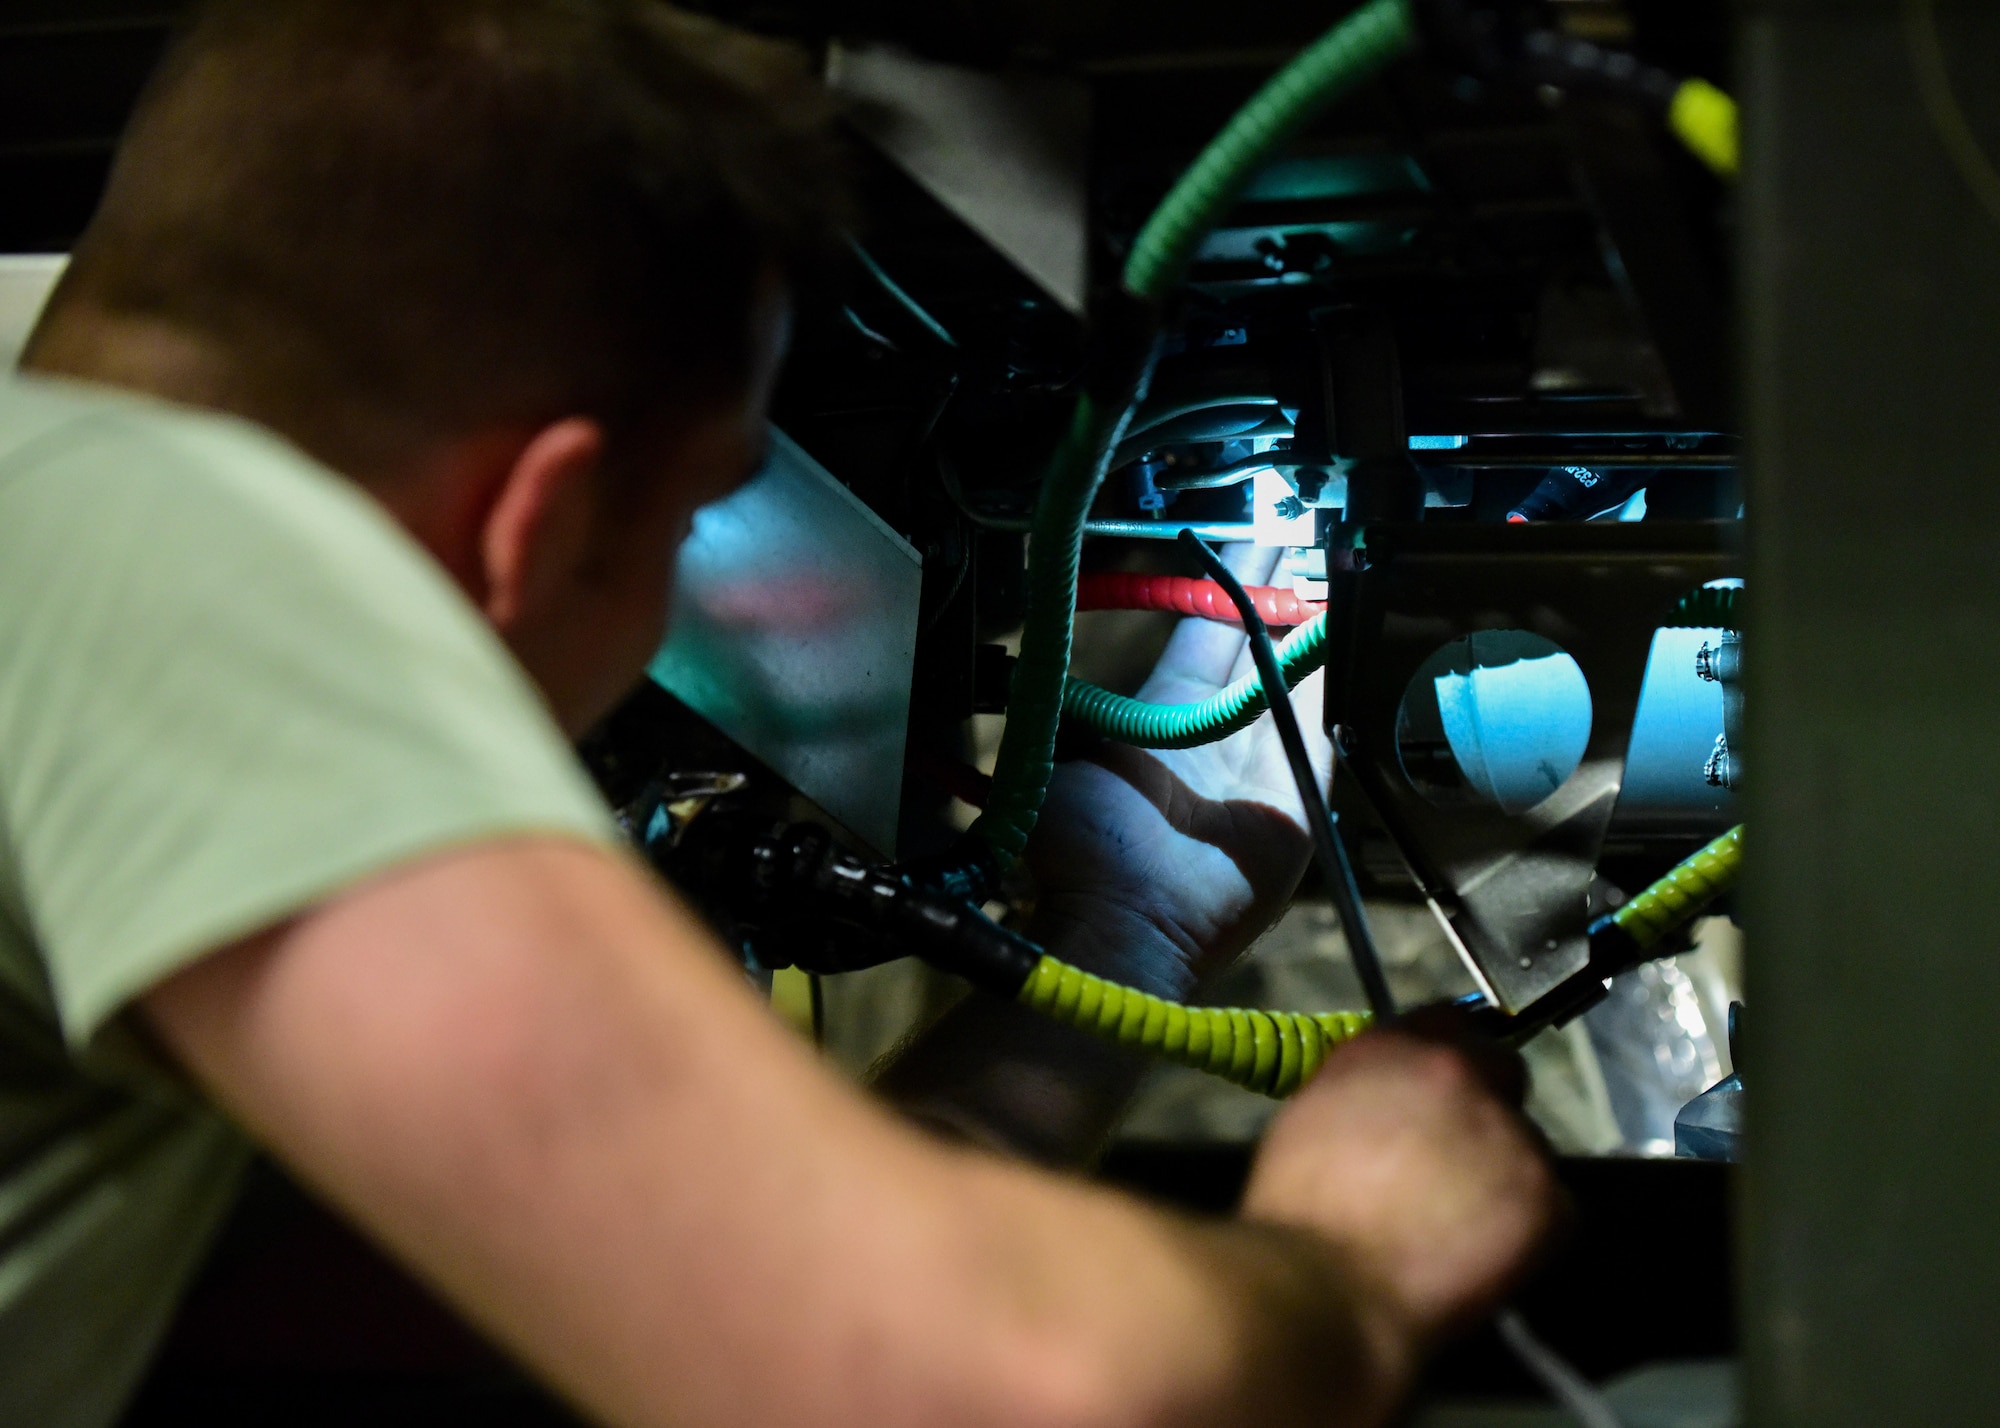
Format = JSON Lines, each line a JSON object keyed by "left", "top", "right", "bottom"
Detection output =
{"left": 0, "top": 374, "right": 618, "bottom": 1428}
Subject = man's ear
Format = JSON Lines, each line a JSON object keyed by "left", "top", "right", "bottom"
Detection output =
{"left": 480, "top": 418, "right": 608, "bottom": 632}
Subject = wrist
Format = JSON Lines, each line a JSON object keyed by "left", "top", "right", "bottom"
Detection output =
{"left": 1235, "top": 1209, "right": 1426, "bottom": 1397}
{"left": 1203, "top": 1215, "right": 1423, "bottom": 1424}
{"left": 1024, "top": 898, "right": 1202, "bottom": 1000}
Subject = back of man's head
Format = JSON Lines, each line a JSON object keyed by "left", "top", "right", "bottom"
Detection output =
{"left": 27, "top": 0, "right": 847, "bottom": 481}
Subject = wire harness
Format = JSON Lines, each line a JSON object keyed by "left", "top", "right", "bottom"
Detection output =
{"left": 1017, "top": 956, "right": 1371, "bottom": 1098}
{"left": 1121, "top": 0, "right": 1421, "bottom": 300}
{"left": 969, "top": 0, "right": 1421, "bottom": 871}
{"left": 1668, "top": 77, "right": 1739, "bottom": 179}
{"left": 972, "top": 390, "right": 1148, "bottom": 864}
{"left": 1610, "top": 825, "right": 1743, "bottom": 952}
{"left": 1062, "top": 613, "right": 1328, "bottom": 750}
{"left": 1006, "top": 826, "right": 1744, "bottom": 1097}
{"left": 1077, "top": 572, "right": 1324, "bottom": 626}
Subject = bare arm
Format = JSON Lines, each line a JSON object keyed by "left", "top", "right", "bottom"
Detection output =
{"left": 145, "top": 838, "right": 1546, "bottom": 1428}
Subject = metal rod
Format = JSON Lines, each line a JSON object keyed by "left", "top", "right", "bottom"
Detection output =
{"left": 1177, "top": 529, "right": 1395, "bottom": 1020}
{"left": 1495, "top": 1309, "right": 1625, "bottom": 1428}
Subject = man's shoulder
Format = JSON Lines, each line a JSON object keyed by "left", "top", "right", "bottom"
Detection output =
{"left": 0, "top": 372, "right": 337, "bottom": 497}
{"left": 0, "top": 373, "right": 438, "bottom": 592}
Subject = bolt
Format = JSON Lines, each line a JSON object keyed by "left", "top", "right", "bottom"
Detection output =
{"left": 1518, "top": 956, "right": 1534, "bottom": 969}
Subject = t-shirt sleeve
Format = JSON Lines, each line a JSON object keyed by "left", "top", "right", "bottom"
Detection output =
{"left": 0, "top": 408, "right": 620, "bottom": 1047}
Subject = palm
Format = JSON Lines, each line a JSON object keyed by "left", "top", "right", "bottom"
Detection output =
{"left": 1022, "top": 550, "right": 1333, "bottom": 997}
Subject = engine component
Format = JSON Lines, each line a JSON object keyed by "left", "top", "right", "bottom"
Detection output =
{"left": 1696, "top": 631, "right": 1744, "bottom": 791}
{"left": 1017, "top": 958, "right": 1370, "bottom": 1099}
{"left": 1675, "top": 1003, "right": 1744, "bottom": 1163}
{"left": 971, "top": 0, "right": 1421, "bottom": 873}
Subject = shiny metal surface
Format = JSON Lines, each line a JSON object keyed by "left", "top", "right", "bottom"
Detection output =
{"left": 648, "top": 429, "right": 922, "bottom": 857}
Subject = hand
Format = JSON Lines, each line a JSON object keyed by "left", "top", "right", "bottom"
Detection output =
{"left": 1023, "top": 546, "right": 1332, "bottom": 995}
{"left": 876, "top": 548, "right": 1332, "bottom": 1161}
{"left": 1241, "top": 1026, "right": 1558, "bottom": 1342}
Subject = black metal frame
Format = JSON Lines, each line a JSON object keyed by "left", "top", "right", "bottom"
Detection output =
{"left": 1325, "top": 518, "right": 1739, "bottom": 1011}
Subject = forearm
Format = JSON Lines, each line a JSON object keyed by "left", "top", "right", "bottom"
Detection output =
{"left": 870, "top": 992, "right": 1150, "bottom": 1165}
{"left": 872, "top": 898, "right": 1190, "bottom": 1166}
{"left": 146, "top": 839, "right": 1415, "bottom": 1428}
{"left": 940, "top": 1151, "right": 1416, "bottom": 1428}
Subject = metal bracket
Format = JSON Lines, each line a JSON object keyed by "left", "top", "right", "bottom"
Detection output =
{"left": 1325, "top": 520, "right": 1740, "bottom": 1011}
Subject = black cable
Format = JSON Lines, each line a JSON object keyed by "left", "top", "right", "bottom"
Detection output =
{"left": 849, "top": 239, "right": 959, "bottom": 351}
{"left": 1177, "top": 529, "right": 1396, "bottom": 1020}
{"left": 1155, "top": 456, "right": 1310, "bottom": 492}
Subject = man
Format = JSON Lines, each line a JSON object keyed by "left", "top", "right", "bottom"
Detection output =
{"left": 0, "top": 2, "right": 1555, "bottom": 1425}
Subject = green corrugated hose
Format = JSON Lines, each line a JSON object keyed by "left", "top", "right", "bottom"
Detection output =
{"left": 1017, "top": 955, "right": 1372, "bottom": 1099}
{"left": 1667, "top": 585, "right": 1742, "bottom": 630}
{"left": 1012, "top": 827, "right": 1743, "bottom": 1097}
{"left": 971, "top": 394, "right": 1138, "bottom": 863}
{"left": 1061, "top": 613, "right": 1328, "bottom": 750}
{"left": 1611, "top": 825, "right": 1743, "bottom": 951}
{"left": 970, "top": 0, "right": 1421, "bottom": 869}
{"left": 1122, "top": 0, "right": 1421, "bottom": 301}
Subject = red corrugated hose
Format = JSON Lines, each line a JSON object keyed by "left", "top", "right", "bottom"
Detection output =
{"left": 1075, "top": 573, "right": 1325, "bottom": 626}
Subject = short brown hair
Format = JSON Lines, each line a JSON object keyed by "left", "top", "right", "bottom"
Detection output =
{"left": 36, "top": 0, "right": 848, "bottom": 476}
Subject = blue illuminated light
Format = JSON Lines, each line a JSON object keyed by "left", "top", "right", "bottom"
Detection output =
{"left": 1408, "top": 434, "right": 1471, "bottom": 450}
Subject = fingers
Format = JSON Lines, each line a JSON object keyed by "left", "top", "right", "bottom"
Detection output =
{"left": 1135, "top": 544, "right": 1283, "bottom": 700}
{"left": 1386, "top": 1004, "right": 1530, "bottom": 1109}
{"left": 1243, "top": 1026, "right": 1560, "bottom": 1342}
{"left": 1231, "top": 668, "right": 1334, "bottom": 824}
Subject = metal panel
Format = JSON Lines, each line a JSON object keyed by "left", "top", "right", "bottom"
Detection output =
{"left": 826, "top": 42, "right": 1089, "bottom": 313}
{"left": 648, "top": 429, "right": 922, "bottom": 857}
{"left": 1742, "top": 4, "right": 2000, "bottom": 1423}
{"left": 1327, "top": 521, "right": 1738, "bottom": 1011}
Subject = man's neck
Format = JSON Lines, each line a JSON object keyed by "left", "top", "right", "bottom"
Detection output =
{"left": 22, "top": 305, "right": 243, "bottom": 415}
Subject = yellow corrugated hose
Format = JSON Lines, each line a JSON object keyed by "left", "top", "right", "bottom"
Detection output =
{"left": 1008, "top": 829, "right": 1743, "bottom": 1096}
{"left": 1668, "top": 77, "right": 1739, "bottom": 179}
{"left": 1016, "top": 956, "right": 1371, "bottom": 1099}
{"left": 1611, "top": 825, "right": 1744, "bottom": 951}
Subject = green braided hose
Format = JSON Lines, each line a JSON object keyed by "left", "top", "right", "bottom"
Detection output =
{"left": 1121, "top": 0, "right": 1421, "bottom": 301}
{"left": 1612, "top": 825, "right": 1744, "bottom": 950}
{"left": 1018, "top": 955, "right": 1372, "bottom": 1099}
{"left": 970, "top": 0, "right": 1420, "bottom": 869}
{"left": 971, "top": 393, "right": 1136, "bottom": 863}
{"left": 1061, "top": 613, "right": 1329, "bottom": 749}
